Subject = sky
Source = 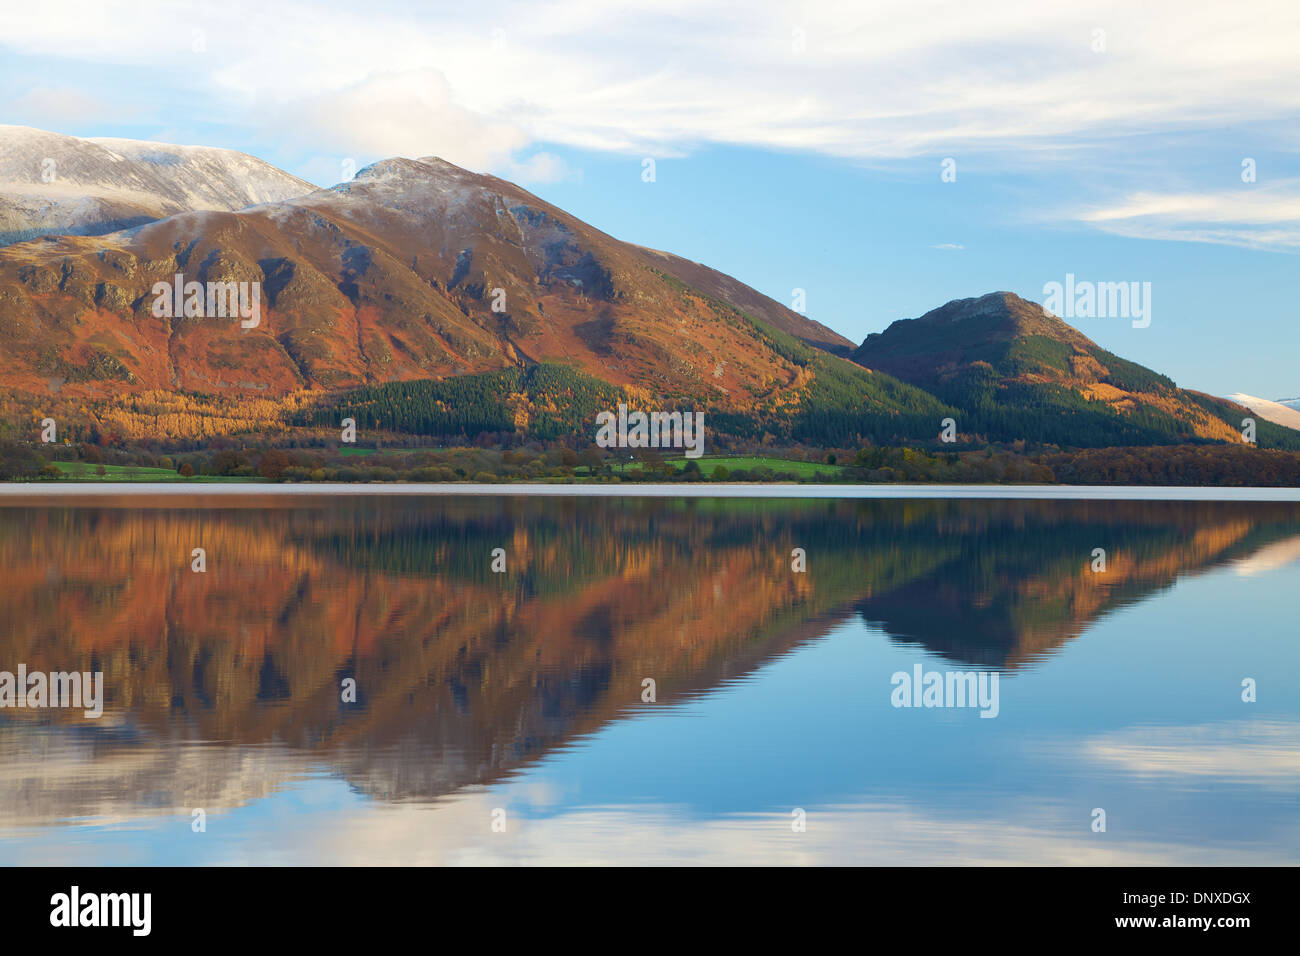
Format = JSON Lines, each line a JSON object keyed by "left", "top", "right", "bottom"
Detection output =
{"left": 1, "top": 0, "right": 1297, "bottom": 397}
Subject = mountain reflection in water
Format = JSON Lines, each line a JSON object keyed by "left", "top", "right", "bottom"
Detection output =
{"left": 1, "top": 496, "right": 1297, "bottom": 864}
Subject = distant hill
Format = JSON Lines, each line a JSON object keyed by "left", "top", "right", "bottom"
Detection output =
{"left": 852, "top": 291, "right": 1300, "bottom": 449}
{"left": 1227, "top": 393, "right": 1300, "bottom": 431}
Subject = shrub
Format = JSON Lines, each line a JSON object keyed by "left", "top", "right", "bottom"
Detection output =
{"left": 257, "top": 449, "right": 291, "bottom": 480}
{"left": 211, "top": 450, "right": 250, "bottom": 475}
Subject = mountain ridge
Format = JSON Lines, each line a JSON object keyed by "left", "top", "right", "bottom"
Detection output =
{"left": 1227, "top": 392, "right": 1300, "bottom": 431}
{"left": 0, "top": 147, "right": 932, "bottom": 448}
{"left": 0, "top": 133, "right": 1296, "bottom": 453}
{"left": 0, "top": 125, "right": 315, "bottom": 247}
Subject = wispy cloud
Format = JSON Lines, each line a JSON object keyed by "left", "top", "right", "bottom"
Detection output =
{"left": 8, "top": 88, "right": 115, "bottom": 124}
{"left": 258, "top": 69, "right": 530, "bottom": 172}
{"left": 2, "top": 0, "right": 1298, "bottom": 169}
{"left": 507, "top": 151, "right": 576, "bottom": 185}
{"left": 1073, "top": 184, "right": 1300, "bottom": 251}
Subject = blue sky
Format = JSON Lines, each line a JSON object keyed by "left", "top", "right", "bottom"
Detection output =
{"left": 2, "top": 0, "right": 1297, "bottom": 397}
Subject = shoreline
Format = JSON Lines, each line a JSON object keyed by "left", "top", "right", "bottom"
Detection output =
{"left": 1, "top": 482, "right": 1298, "bottom": 501}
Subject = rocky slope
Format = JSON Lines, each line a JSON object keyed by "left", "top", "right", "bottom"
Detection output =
{"left": 0, "top": 152, "right": 890, "bottom": 427}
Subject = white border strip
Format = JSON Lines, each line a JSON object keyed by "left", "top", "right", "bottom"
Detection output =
{"left": 0, "top": 483, "right": 1298, "bottom": 501}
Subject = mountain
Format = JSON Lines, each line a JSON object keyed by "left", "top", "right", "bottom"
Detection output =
{"left": 851, "top": 291, "right": 1300, "bottom": 448}
{"left": 0, "top": 125, "right": 314, "bottom": 246}
{"left": 0, "top": 151, "right": 942, "bottom": 446}
{"left": 1227, "top": 393, "right": 1300, "bottom": 431}
{"left": 0, "top": 136, "right": 1295, "bottom": 454}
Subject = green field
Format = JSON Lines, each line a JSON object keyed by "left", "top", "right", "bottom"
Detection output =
{"left": 49, "top": 462, "right": 256, "bottom": 482}
{"left": 662, "top": 455, "right": 845, "bottom": 478}
{"left": 338, "top": 446, "right": 437, "bottom": 457}
{"left": 42, "top": 454, "right": 842, "bottom": 483}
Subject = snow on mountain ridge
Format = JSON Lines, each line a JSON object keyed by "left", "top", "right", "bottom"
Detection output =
{"left": 0, "top": 125, "right": 314, "bottom": 247}
{"left": 1227, "top": 393, "right": 1300, "bottom": 431}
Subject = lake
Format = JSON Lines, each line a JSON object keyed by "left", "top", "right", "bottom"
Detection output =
{"left": 0, "top": 494, "right": 1296, "bottom": 865}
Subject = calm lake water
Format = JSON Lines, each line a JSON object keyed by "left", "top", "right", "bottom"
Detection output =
{"left": 0, "top": 494, "right": 1296, "bottom": 865}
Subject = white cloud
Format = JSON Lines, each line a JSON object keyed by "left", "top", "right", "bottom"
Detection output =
{"left": 1073, "top": 184, "right": 1300, "bottom": 251}
{"left": 258, "top": 69, "right": 530, "bottom": 173}
{"left": 3, "top": 0, "right": 1298, "bottom": 166}
{"left": 8, "top": 88, "right": 115, "bottom": 125}
{"left": 507, "top": 151, "right": 574, "bottom": 185}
